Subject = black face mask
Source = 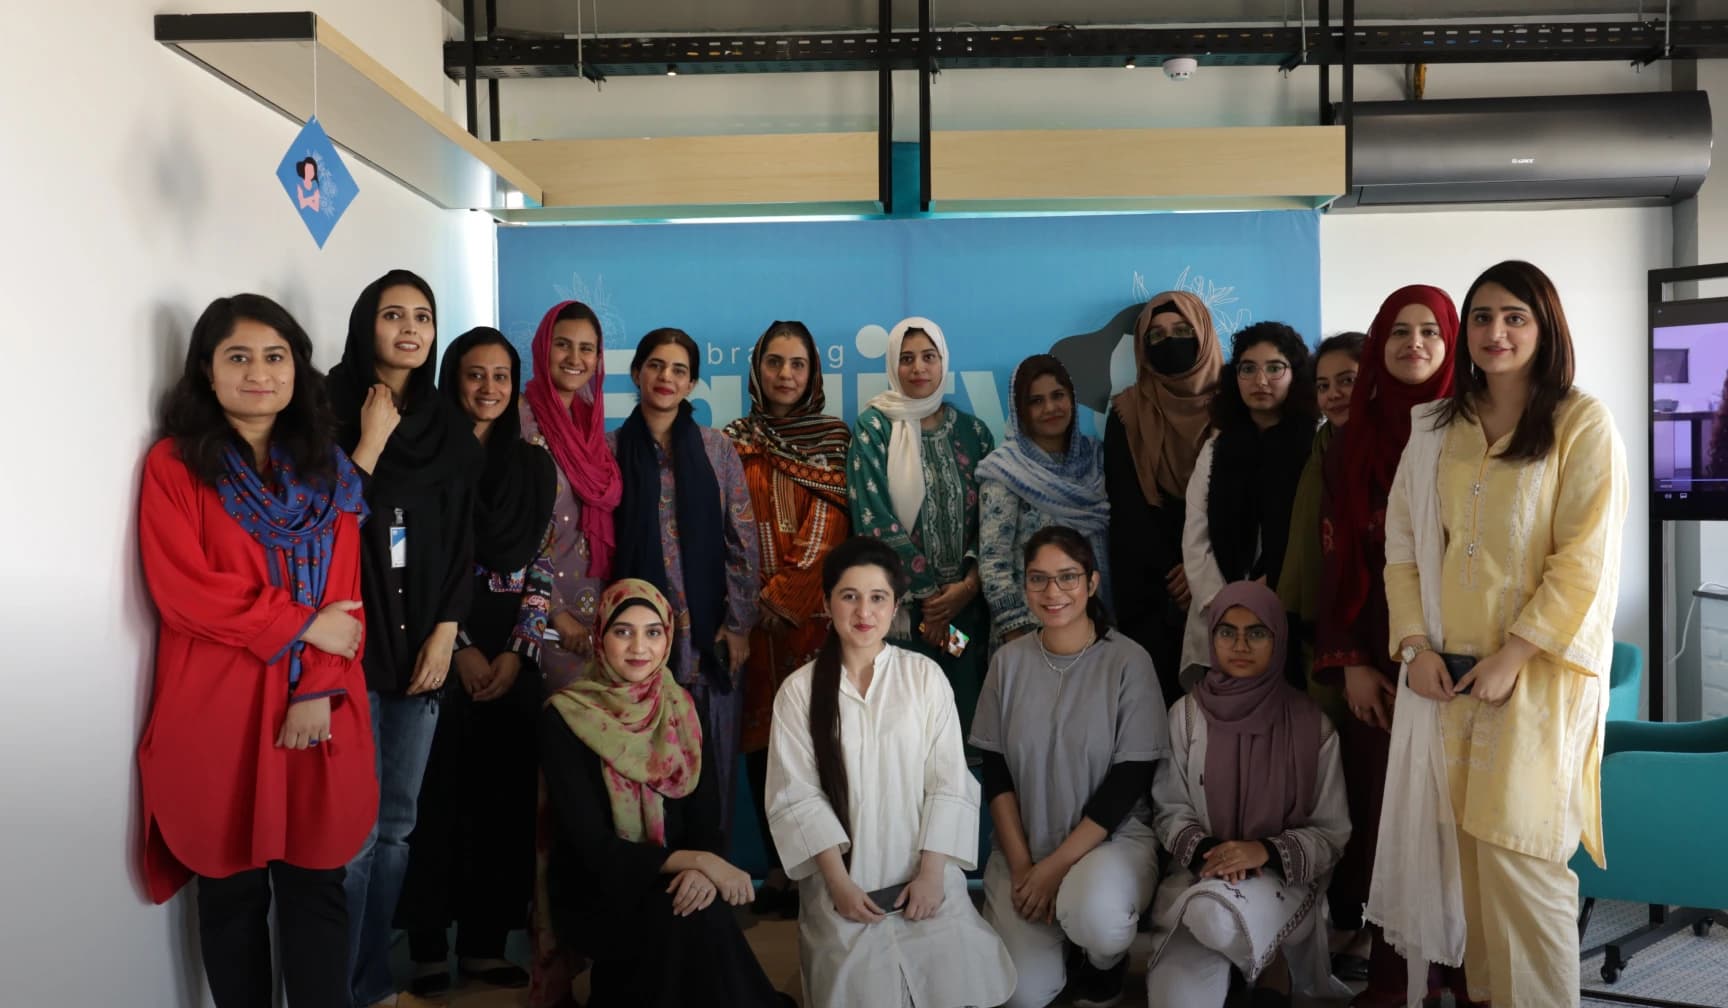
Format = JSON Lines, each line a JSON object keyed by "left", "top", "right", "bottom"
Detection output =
{"left": 1145, "top": 336, "right": 1199, "bottom": 376}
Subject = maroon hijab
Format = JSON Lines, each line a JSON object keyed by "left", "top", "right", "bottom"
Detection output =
{"left": 1323, "top": 285, "right": 1459, "bottom": 631}
{"left": 1195, "top": 581, "right": 1323, "bottom": 841}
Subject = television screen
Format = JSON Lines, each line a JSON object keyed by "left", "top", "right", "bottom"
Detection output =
{"left": 1652, "top": 297, "right": 1728, "bottom": 519}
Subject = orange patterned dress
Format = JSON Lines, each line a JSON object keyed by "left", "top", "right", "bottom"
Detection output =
{"left": 734, "top": 447, "right": 850, "bottom": 753}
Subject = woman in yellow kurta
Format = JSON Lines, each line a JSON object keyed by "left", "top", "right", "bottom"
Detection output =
{"left": 1378, "top": 260, "right": 1627, "bottom": 1008}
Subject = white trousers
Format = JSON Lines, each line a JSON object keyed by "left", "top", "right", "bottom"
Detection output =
{"left": 981, "top": 831, "right": 1159, "bottom": 1008}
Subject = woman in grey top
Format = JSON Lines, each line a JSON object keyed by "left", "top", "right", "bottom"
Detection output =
{"left": 970, "top": 525, "right": 1170, "bottom": 1008}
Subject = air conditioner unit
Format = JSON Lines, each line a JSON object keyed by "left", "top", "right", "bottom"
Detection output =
{"left": 1331, "top": 91, "right": 1711, "bottom": 210}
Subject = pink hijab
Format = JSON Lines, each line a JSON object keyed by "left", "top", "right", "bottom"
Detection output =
{"left": 523, "top": 301, "right": 623, "bottom": 581}
{"left": 1195, "top": 581, "right": 1323, "bottom": 841}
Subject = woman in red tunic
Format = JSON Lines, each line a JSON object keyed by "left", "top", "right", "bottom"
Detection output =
{"left": 139, "top": 294, "right": 376, "bottom": 1008}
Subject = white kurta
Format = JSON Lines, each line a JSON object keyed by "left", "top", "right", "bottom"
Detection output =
{"left": 1147, "top": 695, "right": 1353, "bottom": 997}
{"left": 766, "top": 645, "right": 1017, "bottom": 1008}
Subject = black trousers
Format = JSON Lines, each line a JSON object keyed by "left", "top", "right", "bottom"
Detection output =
{"left": 397, "top": 661, "right": 540, "bottom": 962}
{"left": 197, "top": 862, "right": 347, "bottom": 1008}
{"left": 744, "top": 747, "right": 783, "bottom": 877}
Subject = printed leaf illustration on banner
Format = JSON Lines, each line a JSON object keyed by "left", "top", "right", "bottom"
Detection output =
{"left": 276, "top": 117, "right": 358, "bottom": 248}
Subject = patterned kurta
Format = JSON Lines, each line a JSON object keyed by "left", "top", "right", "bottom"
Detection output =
{"left": 1384, "top": 392, "right": 1627, "bottom": 865}
{"left": 847, "top": 405, "right": 994, "bottom": 599}
{"left": 603, "top": 427, "right": 761, "bottom": 686}
{"left": 848, "top": 404, "right": 995, "bottom": 732}
{"left": 521, "top": 400, "right": 601, "bottom": 692}
{"left": 732, "top": 446, "right": 850, "bottom": 754}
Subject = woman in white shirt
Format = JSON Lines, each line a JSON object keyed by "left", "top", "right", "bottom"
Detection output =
{"left": 766, "top": 536, "right": 1016, "bottom": 1007}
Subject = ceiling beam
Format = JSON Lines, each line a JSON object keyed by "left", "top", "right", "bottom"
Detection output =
{"left": 446, "top": 19, "right": 1728, "bottom": 79}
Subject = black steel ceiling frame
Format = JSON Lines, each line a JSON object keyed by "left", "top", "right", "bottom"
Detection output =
{"left": 445, "top": 19, "right": 1728, "bottom": 78}
{"left": 879, "top": 0, "right": 893, "bottom": 213}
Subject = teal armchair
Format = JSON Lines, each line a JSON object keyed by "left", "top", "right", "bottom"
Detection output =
{"left": 1572, "top": 716, "right": 1728, "bottom": 988}
{"left": 1607, "top": 640, "right": 1643, "bottom": 722}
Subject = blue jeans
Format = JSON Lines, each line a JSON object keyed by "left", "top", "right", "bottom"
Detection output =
{"left": 344, "top": 690, "right": 440, "bottom": 1006}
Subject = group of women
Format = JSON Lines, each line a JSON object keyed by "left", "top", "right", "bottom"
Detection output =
{"left": 137, "top": 257, "right": 1626, "bottom": 1008}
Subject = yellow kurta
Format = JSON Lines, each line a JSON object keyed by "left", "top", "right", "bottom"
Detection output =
{"left": 1384, "top": 392, "right": 1627, "bottom": 866}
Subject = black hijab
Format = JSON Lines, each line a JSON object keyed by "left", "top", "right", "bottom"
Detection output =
{"left": 439, "top": 327, "right": 556, "bottom": 574}
{"left": 326, "top": 269, "right": 472, "bottom": 489}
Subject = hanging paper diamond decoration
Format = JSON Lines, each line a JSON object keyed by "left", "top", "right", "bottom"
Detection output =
{"left": 276, "top": 116, "right": 358, "bottom": 248}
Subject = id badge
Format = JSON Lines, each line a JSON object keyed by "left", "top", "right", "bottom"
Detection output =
{"left": 390, "top": 508, "right": 407, "bottom": 569}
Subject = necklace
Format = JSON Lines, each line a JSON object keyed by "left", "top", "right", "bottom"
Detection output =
{"left": 1037, "top": 628, "right": 1097, "bottom": 674}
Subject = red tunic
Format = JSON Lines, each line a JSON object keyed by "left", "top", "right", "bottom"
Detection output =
{"left": 137, "top": 438, "right": 378, "bottom": 903}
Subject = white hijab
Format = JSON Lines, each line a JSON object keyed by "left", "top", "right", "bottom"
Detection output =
{"left": 865, "top": 317, "right": 950, "bottom": 530}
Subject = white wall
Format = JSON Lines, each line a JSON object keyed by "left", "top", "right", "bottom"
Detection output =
{"left": 0, "top": 2, "right": 493, "bottom": 1005}
{"left": 1321, "top": 207, "right": 1668, "bottom": 665}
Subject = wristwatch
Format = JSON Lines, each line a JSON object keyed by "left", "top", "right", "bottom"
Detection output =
{"left": 1399, "top": 640, "right": 1433, "bottom": 664}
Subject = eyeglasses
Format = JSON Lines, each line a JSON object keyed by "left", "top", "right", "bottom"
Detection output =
{"left": 1236, "top": 361, "right": 1290, "bottom": 379}
{"left": 1026, "top": 571, "right": 1086, "bottom": 591}
{"left": 1146, "top": 325, "right": 1197, "bottom": 342}
{"left": 1212, "top": 624, "right": 1274, "bottom": 646}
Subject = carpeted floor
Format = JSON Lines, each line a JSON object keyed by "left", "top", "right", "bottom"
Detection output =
{"left": 395, "top": 897, "right": 1727, "bottom": 1007}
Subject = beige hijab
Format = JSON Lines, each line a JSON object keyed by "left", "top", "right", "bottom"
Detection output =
{"left": 1110, "top": 290, "right": 1224, "bottom": 503}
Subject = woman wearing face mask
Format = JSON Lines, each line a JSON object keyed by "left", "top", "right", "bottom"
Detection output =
{"left": 397, "top": 327, "right": 558, "bottom": 997}
{"left": 847, "top": 317, "right": 995, "bottom": 735}
{"left": 540, "top": 579, "right": 792, "bottom": 1008}
{"left": 1180, "top": 322, "right": 1318, "bottom": 683}
{"left": 520, "top": 300, "right": 623, "bottom": 691}
{"left": 1372, "top": 262, "right": 1627, "bottom": 1008}
{"left": 722, "top": 320, "right": 852, "bottom": 918}
{"left": 326, "top": 269, "right": 479, "bottom": 1008}
{"left": 140, "top": 294, "right": 373, "bottom": 1008}
{"left": 972, "top": 526, "right": 1167, "bottom": 1008}
{"left": 1313, "top": 289, "right": 1466, "bottom": 1007}
{"left": 1144, "top": 581, "right": 1352, "bottom": 1008}
{"left": 766, "top": 536, "right": 1016, "bottom": 1008}
{"left": 977, "top": 355, "right": 1111, "bottom": 648}
{"left": 1105, "top": 291, "right": 1225, "bottom": 704}
{"left": 608, "top": 328, "right": 759, "bottom": 839}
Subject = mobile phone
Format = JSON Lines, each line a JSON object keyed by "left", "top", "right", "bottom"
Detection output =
{"left": 1439, "top": 652, "right": 1477, "bottom": 694}
{"left": 944, "top": 624, "right": 970, "bottom": 658}
{"left": 708, "top": 638, "right": 734, "bottom": 694}
{"left": 866, "top": 881, "right": 908, "bottom": 914}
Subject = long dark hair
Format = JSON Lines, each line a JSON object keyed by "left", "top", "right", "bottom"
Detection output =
{"left": 1436, "top": 260, "right": 1575, "bottom": 462}
{"left": 809, "top": 536, "right": 908, "bottom": 858}
{"left": 161, "top": 294, "right": 337, "bottom": 487}
{"left": 1012, "top": 353, "right": 1077, "bottom": 450}
{"left": 1022, "top": 524, "right": 1112, "bottom": 636}
{"left": 1316, "top": 330, "right": 1366, "bottom": 364}
{"left": 630, "top": 327, "right": 702, "bottom": 382}
{"left": 1210, "top": 321, "right": 1320, "bottom": 429}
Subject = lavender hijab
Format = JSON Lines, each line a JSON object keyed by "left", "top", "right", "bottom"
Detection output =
{"left": 1194, "top": 581, "right": 1323, "bottom": 841}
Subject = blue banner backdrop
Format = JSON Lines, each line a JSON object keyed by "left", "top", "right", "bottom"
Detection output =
{"left": 496, "top": 210, "right": 1320, "bottom": 443}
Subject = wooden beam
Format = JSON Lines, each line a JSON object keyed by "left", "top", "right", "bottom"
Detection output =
{"left": 491, "top": 133, "right": 880, "bottom": 209}
{"left": 932, "top": 126, "right": 1346, "bottom": 208}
